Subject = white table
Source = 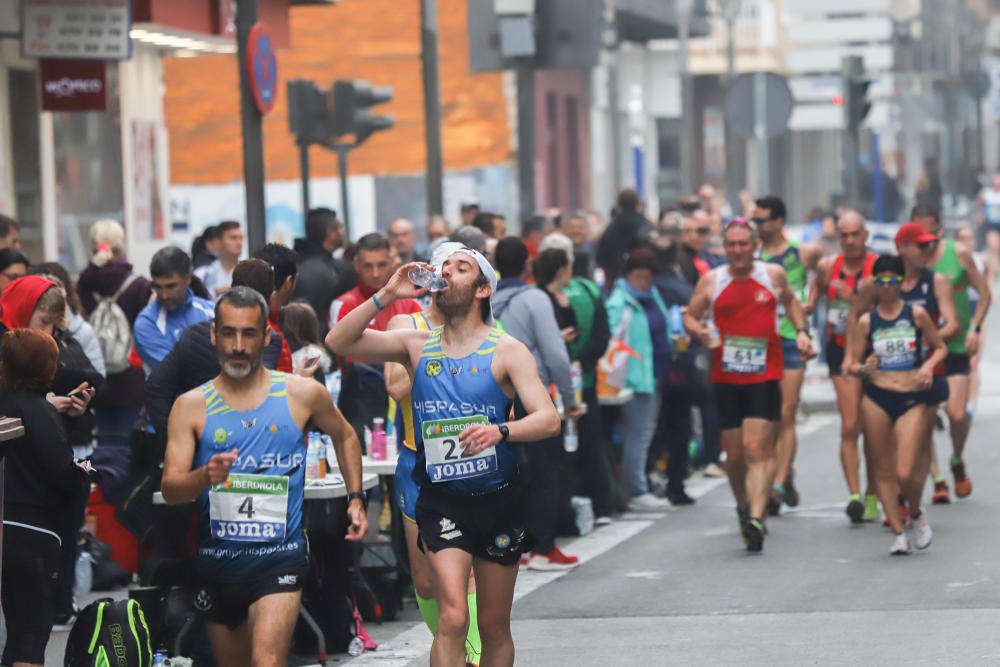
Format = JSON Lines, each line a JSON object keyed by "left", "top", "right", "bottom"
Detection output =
{"left": 152, "top": 472, "right": 379, "bottom": 505}
{"left": 328, "top": 454, "right": 397, "bottom": 477}
{"left": 598, "top": 388, "right": 635, "bottom": 406}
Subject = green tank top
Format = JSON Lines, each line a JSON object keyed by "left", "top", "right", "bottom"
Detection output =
{"left": 762, "top": 239, "right": 805, "bottom": 340}
{"left": 564, "top": 276, "right": 600, "bottom": 388}
{"left": 934, "top": 239, "right": 970, "bottom": 354}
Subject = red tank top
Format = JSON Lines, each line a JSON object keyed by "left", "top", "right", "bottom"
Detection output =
{"left": 826, "top": 252, "right": 877, "bottom": 348}
{"left": 710, "top": 262, "right": 783, "bottom": 384}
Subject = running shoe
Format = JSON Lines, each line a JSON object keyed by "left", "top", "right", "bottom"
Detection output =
{"left": 846, "top": 497, "right": 865, "bottom": 524}
{"left": 952, "top": 461, "right": 972, "bottom": 498}
{"left": 910, "top": 508, "right": 933, "bottom": 550}
{"left": 881, "top": 496, "right": 909, "bottom": 528}
{"left": 627, "top": 493, "right": 670, "bottom": 512}
{"left": 594, "top": 516, "right": 614, "bottom": 527}
{"left": 703, "top": 462, "right": 726, "bottom": 478}
{"left": 890, "top": 532, "right": 911, "bottom": 556}
{"left": 932, "top": 480, "right": 951, "bottom": 504}
{"left": 526, "top": 546, "right": 579, "bottom": 571}
{"left": 745, "top": 519, "right": 765, "bottom": 552}
{"left": 766, "top": 487, "right": 782, "bottom": 517}
{"left": 782, "top": 471, "right": 800, "bottom": 508}
{"left": 863, "top": 494, "right": 881, "bottom": 522}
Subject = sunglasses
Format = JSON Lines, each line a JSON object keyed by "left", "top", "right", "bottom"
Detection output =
{"left": 725, "top": 218, "right": 758, "bottom": 232}
{"left": 873, "top": 275, "right": 902, "bottom": 286}
{"left": 917, "top": 241, "right": 937, "bottom": 250}
{"left": 695, "top": 227, "right": 711, "bottom": 236}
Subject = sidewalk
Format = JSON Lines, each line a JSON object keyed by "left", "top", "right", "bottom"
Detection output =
{"left": 800, "top": 361, "right": 838, "bottom": 415}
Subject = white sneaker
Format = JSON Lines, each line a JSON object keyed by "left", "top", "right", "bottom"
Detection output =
{"left": 703, "top": 463, "right": 726, "bottom": 478}
{"left": 594, "top": 515, "right": 614, "bottom": 527}
{"left": 627, "top": 493, "right": 670, "bottom": 512}
{"left": 910, "top": 508, "right": 933, "bottom": 550}
{"left": 890, "top": 532, "right": 911, "bottom": 556}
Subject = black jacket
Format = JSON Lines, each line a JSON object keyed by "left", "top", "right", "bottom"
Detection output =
{"left": 146, "top": 320, "right": 285, "bottom": 436}
{"left": 596, "top": 211, "right": 654, "bottom": 285}
{"left": 52, "top": 331, "right": 105, "bottom": 447}
{"left": 291, "top": 240, "right": 357, "bottom": 333}
{"left": 0, "top": 390, "right": 89, "bottom": 535}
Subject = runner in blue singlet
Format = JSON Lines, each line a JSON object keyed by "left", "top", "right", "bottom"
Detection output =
{"left": 164, "top": 287, "right": 367, "bottom": 667}
{"left": 326, "top": 247, "right": 560, "bottom": 667}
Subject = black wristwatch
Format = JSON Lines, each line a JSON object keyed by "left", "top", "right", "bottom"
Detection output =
{"left": 346, "top": 491, "right": 368, "bottom": 509}
{"left": 497, "top": 424, "right": 510, "bottom": 442}
{"left": 973, "top": 324, "right": 983, "bottom": 334}
{"left": 797, "top": 328, "right": 811, "bottom": 338}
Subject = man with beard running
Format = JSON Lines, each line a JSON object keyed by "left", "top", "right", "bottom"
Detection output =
{"left": 327, "top": 248, "right": 560, "bottom": 667}
{"left": 754, "top": 195, "right": 820, "bottom": 514}
{"left": 685, "top": 219, "right": 812, "bottom": 552}
{"left": 808, "top": 211, "right": 881, "bottom": 523}
{"left": 163, "top": 287, "right": 368, "bottom": 667}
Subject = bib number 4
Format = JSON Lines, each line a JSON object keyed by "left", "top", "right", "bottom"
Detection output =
{"left": 209, "top": 474, "right": 289, "bottom": 542}
{"left": 424, "top": 416, "right": 498, "bottom": 483}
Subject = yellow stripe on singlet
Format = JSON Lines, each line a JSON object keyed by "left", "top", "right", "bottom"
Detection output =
{"left": 398, "top": 312, "right": 431, "bottom": 451}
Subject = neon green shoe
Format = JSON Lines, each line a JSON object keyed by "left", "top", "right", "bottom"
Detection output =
{"left": 862, "top": 494, "right": 880, "bottom": 522}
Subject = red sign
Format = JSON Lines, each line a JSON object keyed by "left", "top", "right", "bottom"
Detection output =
{"left": 246, "top": 23, "right": 278, "bottom": 114}
{"left": 39, "top": 60, "right": 107, "bottom": 112}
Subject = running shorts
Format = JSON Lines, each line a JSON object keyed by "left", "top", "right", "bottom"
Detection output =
{"left": 927, "top": 375, "right": 950, "bottom": 406}
{"left": 863, "top": 384, "right": 929, "bottom": 424}
{"left": 714, "top": 380, "right": 781, "bottom": 430}
{"left": 394, "top": 446, "right": 420, "bottom": 522}
{"left": 193, "top": 564, "right": 307, "bottom": 629}
{"left": 415, "top": 482, "right": 534, "bottom": 566}
{"left": 1, "top": 523, "right": 60, "bottom": 665}
{"left": 826, "top": 342, "right": 845, "bottom": 377}
{"left": 944, "top": 352, "right": 971, "bottom": 376}
{"left": 782, "top": 337, "right": 804, "bottom": 371}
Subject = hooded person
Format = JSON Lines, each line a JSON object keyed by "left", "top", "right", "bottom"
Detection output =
{"left": 0, "top": 275, "right": 64, "bottom": 334}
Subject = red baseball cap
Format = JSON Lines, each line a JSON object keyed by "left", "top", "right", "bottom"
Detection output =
{"left": 894, "top": 221, "right": 938, "bottom": 246}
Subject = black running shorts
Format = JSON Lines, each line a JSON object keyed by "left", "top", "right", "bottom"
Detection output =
{"left": 944, "top": 352, "right": 971, "bottom": 377}
{"left": 193, "top": 565, "right": 307, "bottom": 629}
{"left": 416, "top": 482, "right": 534, "bottom": 566}
{"left": 1, "top": 523, "right": 60, "bottom": 665}
{"left": 714, "top": 381, "right": 782, "bottom": 431}
{"left": 826, "top": 342, "right": 845, "bottom": 377}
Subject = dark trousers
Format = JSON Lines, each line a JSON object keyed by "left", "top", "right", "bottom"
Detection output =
{"left": 576, "top": 385, "right": 615, "bottom": 518}
{"left": 55, "top": 500, "right": 88, "bottom": 613}
{"left": 513, "top": 397, "right": 563, "bottom": 554}
{"left": 659, "top": 387, "right": 693, "bottom": 493}
{"left": 693, "top": 366, "right": 721, "bottom": 466}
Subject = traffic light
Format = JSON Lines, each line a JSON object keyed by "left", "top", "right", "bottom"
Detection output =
{"left": 846, "top": 77, "right": 872, "bottom": 129}
{"left": 331, "top": 80, "right": 394, "bottom": 145}
{"left": 287, "top": 80, "right": 332, "bottom": 147}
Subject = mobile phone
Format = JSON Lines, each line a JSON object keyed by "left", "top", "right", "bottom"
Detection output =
{"left": 66, "top": 386, "right": 87, "bottom": 398}
{"left": 307, "top": 356, "right": 321, "bottom": 367}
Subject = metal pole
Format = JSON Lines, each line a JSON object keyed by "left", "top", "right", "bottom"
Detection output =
{"left": 299, "top": 143, "right": 311, "bottom": 216}
{"left": 516, "top": 65, "right": 536, "bottom": 222}
{"left": 337, "top": 145, "right": 352, "bottom": 239}
{"left": 420, "top": 0, "right": 445, "bottom": 216}
{"left": 236, "top": 0, "right": 266, "bottom": 253}
{"left": 678, "top": 0, "right": 694, "bottom": 195}
{"left": 753, "top": 70, "right": 768, "bottom": 195}
{"left": 842, "top": 55, "right": 862, "bottom": 206}
{"left": 604, "top": 1, "right": 623, "bottom": 204}
{"left": 722, "top": 0, "right": 742, "bottom": 212}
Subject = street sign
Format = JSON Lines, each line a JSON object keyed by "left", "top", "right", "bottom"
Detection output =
{"left": 723, "top": 72, "right": 794, "bottom": 140}
{"left": 247, "top": 22, "right": 278, "bottom": 114}
{"left": 39, "top": 59, "right": 107, "bottom": 111}
{"left": 21, "top": 0, "right": 131, "bottom": 61}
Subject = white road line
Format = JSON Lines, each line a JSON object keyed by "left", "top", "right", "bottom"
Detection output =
{"left": 346, "top": 414, "right": 834, "bottom": 665}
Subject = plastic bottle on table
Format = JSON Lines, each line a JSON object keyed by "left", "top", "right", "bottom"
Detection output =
{"left": 371, "top": 418, "right": 387, "bottom": 461}
{"left": 305, "top": 432, "right": 321, "bottom": 482}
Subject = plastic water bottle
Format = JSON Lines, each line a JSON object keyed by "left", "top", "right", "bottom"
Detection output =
{"left": 385, "top": 420, "right": 398, "bottom": 459}
{"left": 74, "top": 551, "right": 93, "bottom": 597}
{"left": 570, "top": 362, "right": 583, "bottom": 405}
{"left": 669, "top": 304, "right": 689, "bottom": 352}
{"left": 306, "top": 432, "right": 322, "bottom": 482}
{"left": 371, "top": 418, "right": 387, "bottom": 461}
{"left": 708, "top": 320, "right": 721, "bottom": 349}
{"left": 327, "top": 369, "right": 342, "bottom": 407}
{"left": 347, "top": 636, "right": 365, "bottom": 657}
{"left": 152, "top": 653, "right": 169, "bottom": 667}
{"left": 407, "top": 266, "right": 448, "bottom": 292}
{"left": 563, "top": 419, "right": 579, "bottom": 453}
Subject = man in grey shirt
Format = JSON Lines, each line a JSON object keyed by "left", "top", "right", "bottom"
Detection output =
{"left": 492, "top": 237, "right": 583, "bottom": 571}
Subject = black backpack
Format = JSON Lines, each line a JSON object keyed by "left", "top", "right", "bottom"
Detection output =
{"left": 64, "top": 598, "right": 153, "bottom": 667}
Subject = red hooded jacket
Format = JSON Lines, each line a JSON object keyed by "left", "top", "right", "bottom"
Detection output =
{"left": 0, "top": 276, "right": 57, "bottom": 329}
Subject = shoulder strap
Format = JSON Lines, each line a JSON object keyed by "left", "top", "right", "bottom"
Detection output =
{"left": 112, "top": 274, "right": 139, "bottom": 301}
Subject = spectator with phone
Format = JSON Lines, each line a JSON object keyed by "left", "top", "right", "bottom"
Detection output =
{"left": 280, "top": 301, "right": 331, "bottom": 386}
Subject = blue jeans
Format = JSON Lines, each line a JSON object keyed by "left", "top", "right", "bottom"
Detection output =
{"left": 621, "top": 385, "right": 662, "bottom": 498}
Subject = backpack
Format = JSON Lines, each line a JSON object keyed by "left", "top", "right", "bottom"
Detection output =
{"left": 89, "top": 275, "right": 139, "bottom": 374}
{"left": 64, "top": 598, "right": 153, "bottom": 667}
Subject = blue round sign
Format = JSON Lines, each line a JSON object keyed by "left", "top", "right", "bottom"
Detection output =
{"left": 247, "top": 23, "right": 277, "bottom": 114}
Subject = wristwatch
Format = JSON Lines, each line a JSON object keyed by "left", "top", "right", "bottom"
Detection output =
{"left": 497, "top": 424, "right": 510, "bottom": 442}
{"left": 797, "top": 328, "right": 812, "bottom": 338}
{"left": 973, "top": 324, "right": 983, "bottom": 334}
{"left": 346, "top": 491, "right": 368, "bottom": 509}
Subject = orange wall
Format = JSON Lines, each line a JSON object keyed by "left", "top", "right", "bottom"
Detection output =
{"left": 164, "top": 0, "right": 511, "bottom": 186}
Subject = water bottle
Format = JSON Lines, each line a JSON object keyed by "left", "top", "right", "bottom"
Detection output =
{"left": 563, "top": 419, "right": 579, "bottom": 453}
{"left": 570, "top": 362, "right": 583, "bottom": 405}
{"left": 347, "top": 636, "right": 365, "bottom": 657}
{"left": 385, "top": 420, "right": 398, "bottom": 459}
{"left": 152, "top": 653, "right": 169, "bottom": 667}
{"left": 407, "top": 266, "right": 448, "bottom": 292}
{"left": 74, "top": 550, "right": 93, "bottom": 597}
{"left": 371, "top": 418, "right": 387, "bottom": 461}
{"left": 305, "top": 432, "right": 321, "bottom": 482}
{"left": 327, "top": 369, "right": 342, "bottom": 407}
{"left": 708, "top": 320, "right": 721, "bottom": 349}
{"left": 669, "top": 304, "right": 689, "bottom": 352}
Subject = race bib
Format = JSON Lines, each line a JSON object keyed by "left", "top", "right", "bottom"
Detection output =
{"left": 423, "top": 415, "right": 498, "bottom": 483}
{"left": 209, "top": 473, "right": 289, "bottom": 543}
{"left": 872, "top": 326, "right": 918, "bottom": 371}
{"left": 828, "top": 299, "right": 849, "bottom": 335}
{"left": 722, "top": 336, "right": 767, "bottom": 374}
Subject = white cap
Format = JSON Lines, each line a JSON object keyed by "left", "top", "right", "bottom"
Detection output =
{"left": 436, "top": 245, "right": 499, "bottom": 325}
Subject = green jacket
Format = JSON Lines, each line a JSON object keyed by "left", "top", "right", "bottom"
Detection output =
{"left": 605, "top": 279, "right": 672, "bottom": 394}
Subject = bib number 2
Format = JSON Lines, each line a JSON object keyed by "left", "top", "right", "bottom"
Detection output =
{"left": 424, "top": 416, "right": 498, "bottom": 483}
{"left": 209, "top": 473, "right": 289, "bottom": 542}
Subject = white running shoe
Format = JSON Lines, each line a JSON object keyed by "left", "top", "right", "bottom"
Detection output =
{"left": 890, "top": 532, "right": 911, "bottom": 556}
{"left": 702, "top": 463, "right": 726, "bottom": 478}
{"left": 627, "top": 493, "right": 670, "bottom": 512}
{"left": 594, "top": 516, "right": 614, "bottom": 527}
{"left": 910, "top": 508, "right": 933, "bottom": 550}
